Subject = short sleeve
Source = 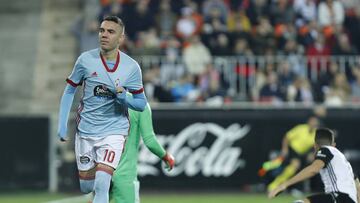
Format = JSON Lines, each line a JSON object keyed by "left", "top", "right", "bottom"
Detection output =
{"left": 315, "top": 147, "right": 334, "bottom": 168}
{"left": 66, "top": 56, "right": 84, "bottom": 87}
{"left": 125, "top": 63, "right": 144, "bottom": 94}
{"left": 286, "top": 125, "right": 299, "bottom": 141}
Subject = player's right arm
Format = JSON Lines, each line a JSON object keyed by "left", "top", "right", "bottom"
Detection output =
{"left": 139, "top": 104, "right": 175, "bottom": 170}
{"left": 268, "top": 159, "right": 324, "bottom": 198}
{"left": 281, "top": 126, "right": 299, "bottom": 157}
{"left": 281, "top": 134, "right": 289, "bottom": 157}
{"left": 57, "top": 56, "right": 84, "bottom": 141}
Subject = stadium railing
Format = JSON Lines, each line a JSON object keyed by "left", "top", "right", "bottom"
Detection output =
{"left": 134, "top": 55, "right": 360, "bottom": 99}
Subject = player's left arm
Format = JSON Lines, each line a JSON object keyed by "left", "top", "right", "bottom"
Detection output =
{"left": 139, "top": 104, "right": 175, "bottom": 170}
{"left": 269, "top": 147, "right": 333, "bottom": 198}
{"left": 116, "top": 63, "right": 147, "bottom": 111}
{"left": 268, "top": 159, "right": 324, "bottom": 198}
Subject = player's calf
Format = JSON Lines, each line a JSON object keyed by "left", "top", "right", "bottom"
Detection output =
{"left": 92, "top": 164, "right": 114, "bottom": 203}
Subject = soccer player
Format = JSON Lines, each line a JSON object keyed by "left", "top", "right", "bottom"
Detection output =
{"left": 111, "top": 102, "right": 175, "bottom": 203}
{"left": 267, "top": 116, "right": 319, "bottom": 192}
{"left": 57, "top": 16, "right": 147, "bottom": 203}
{"left": 269, "top": 128, "right": 360, "bottom": 203}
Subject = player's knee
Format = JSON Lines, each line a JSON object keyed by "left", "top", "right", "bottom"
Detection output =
{"left": 290, "top": 158, "right": 301, "bottom": 169}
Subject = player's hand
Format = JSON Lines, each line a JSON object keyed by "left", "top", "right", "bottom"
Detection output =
{"left": 116, "top": 86, "right": 125, "bottom": 94}
{"left": 162, "top": 152, "right": 175, "bottom": 171}
{"left": 268, "top": 184, "right": 287, "bottom": 199}
{"left": 115, "top": 87, "right": 127, "bottom": 102}
{"left": 57, "top": 127, "right": 67, "bottom": 142}
{"left": 60, "top": 137, "right": 67, "bottom": 142}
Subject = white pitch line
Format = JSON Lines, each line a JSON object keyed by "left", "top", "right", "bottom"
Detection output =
{"left": 44, "top": 193, "right": 92, "bottom": 203}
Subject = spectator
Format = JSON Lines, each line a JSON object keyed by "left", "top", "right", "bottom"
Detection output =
{"left": 211, "top": 33, "right": 232, "bottom": 56}
{"left": 143, "top": 65, "right": 174, "bottom": 103}
{"left": 183, "top": 35, "right": 212, "bottom": 76}
{"left": 130, "top": 29, "right": 161, "bottom": 55}
{"left": 246, "top": 0, "right": 269, "bottom": 25}
{"left": 287, "top": 77, "right": 314, "bottom": 104}
{"left": 259, "top": 71, "right": 286, "bottom": 103}
{"left": 171, "top": 74, "right": 200, "bottom": 102}
{"left": 233, "top": 38, "right": 253, "bottom": 57}
{"left": 199, "top": 63, "right": 223, "bottom": 100}
{"left": 160, "top": 37, "right": 186, "bottom": 87}
{"left": 283, "top": 39, "right": 306, "bottom": 77}
{"left": 332, "top": 32, "right": 358, "bottom": 81}
{"left": 176, "top": 6, "right": 203, "bottom": 40}
{"left": 350, "top": 67, "right": 360, "bottom": 102}
{"left": 306, "top": 33, "right": 331, "bottom": 78}
{"left": 156, "top": 0, "right": 177, "bottom": 38}
{"left": 125, "top": 0, "right": 155, "bottom": 40}
{"left": 278, "top": 61, "right": 296, "bottom": 88}
{"left": 294, "top": 0, "right": 317, "bottom": 26}
{"left": 332, "top": 32, "right": 358, "bottom": 56}
{"left": 318, "top": 0, "right": 345, "bottom": 27}
{"left": 325, "top": 73, "right": 351, "bottom": 106}
{"left": 252, "top": 17, "right": 274, "bottom": 55}
{"left": 269, "top": 0, "right": 295, "bottom": 25}
{"left": 202, "top": 0, "right": 228, "bottom": 24}
{"left": 227, "top": 8, "right": 251, "bottom": 33}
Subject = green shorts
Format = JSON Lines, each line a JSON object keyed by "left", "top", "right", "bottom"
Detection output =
{"left": 111, "top": 178, "right": 140, "bottom": 203}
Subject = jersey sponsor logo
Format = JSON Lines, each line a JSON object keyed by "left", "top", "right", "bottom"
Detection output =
{"left": 317, "top": 154, "right": 326, "bottom": 157}
{"left": 80, "top": 156, "right": 90, "bottom": 164}
{"left": 317, "top": 150, "right": 326, "bottom": 157}
{"left": 94, "top": 85, "right": 115, "bottom": 98}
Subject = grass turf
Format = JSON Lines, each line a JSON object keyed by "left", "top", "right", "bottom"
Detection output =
{"left": 0, "top": 192, "right": 296, "bottom": 203}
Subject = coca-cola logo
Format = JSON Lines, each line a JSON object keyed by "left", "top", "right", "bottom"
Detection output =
{"left": 138, "top": 122, "right": 250, "bottom": 177}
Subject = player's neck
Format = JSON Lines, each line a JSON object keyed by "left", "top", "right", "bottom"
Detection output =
{"left": 100, "top": 49, "right": 118, "bottom": 61}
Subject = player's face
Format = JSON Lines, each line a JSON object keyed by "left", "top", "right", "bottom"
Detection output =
{"left": 308, "top": 117, "right": 319, "bottom": 130}
{"left": 99, "top": 21, "right": 124, "bottom": 52}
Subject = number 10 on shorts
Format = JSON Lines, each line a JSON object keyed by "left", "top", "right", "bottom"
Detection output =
{"left": 104, "top": 149, "right": 115, "bottom": 163}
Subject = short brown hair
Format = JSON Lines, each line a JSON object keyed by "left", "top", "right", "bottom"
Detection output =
{"left": 103, "top": 16, "right": 125, "bottom": 33}
{"left": 315, "top": 128, "right": 334, "bottom": 146}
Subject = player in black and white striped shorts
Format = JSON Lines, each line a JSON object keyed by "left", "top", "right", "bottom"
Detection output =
{"left": 269, "top": 128, "right": 360, "bottom": 203}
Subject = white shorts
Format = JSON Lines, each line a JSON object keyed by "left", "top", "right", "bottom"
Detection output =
{"left": 75, "top": 134, "right": 126, "bottom": 171}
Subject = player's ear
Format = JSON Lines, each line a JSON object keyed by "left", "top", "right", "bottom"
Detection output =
{"left": 332, "top": 142, "right": 336, "bottom": 147}
{"left": 118, "top": 33, "right": 125, "bottom": 46}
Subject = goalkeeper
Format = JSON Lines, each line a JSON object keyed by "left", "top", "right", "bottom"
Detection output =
{"left": 111, "top": 103, "right": 175, "bottom": 203}
{"left": 267, "top": 115, "right": 319, "bottom": 192}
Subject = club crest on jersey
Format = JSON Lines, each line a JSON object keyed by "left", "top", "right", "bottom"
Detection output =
{"left": 115, "top": 78, "right": 120, "bottom": 87}
{"left": 80, "top": 156, "right": 90, "bottom": 164}
{"left": 94, "top": 85, "right": 115, "bottom": 98}
{"left": 90, "top": 71, "right": 98, "bottom": 77}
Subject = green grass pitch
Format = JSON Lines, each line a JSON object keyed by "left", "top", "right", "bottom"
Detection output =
{"left": 0, "top": 192, "right": 296, "bottom": 203}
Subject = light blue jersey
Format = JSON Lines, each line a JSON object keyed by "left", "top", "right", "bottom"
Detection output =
{"left": 65, "top": 48, "right": 144, "bottom": 137}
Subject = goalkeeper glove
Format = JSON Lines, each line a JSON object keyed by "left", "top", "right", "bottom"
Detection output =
{"left": 162, "top": 152, "right": 175, "bottom": 171}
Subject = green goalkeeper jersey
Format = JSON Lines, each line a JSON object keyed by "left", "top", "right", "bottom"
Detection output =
{"left": 113, "top": 103, "right": 166, "bottom": 181}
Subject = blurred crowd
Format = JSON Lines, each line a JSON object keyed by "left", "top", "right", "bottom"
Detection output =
{"left": 74, "top": 0, "right": 360, "bottom": 105}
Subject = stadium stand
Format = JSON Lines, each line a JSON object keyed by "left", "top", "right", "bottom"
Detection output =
{"left": 74, "top": 0, "right": 360, "bottom": 106}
